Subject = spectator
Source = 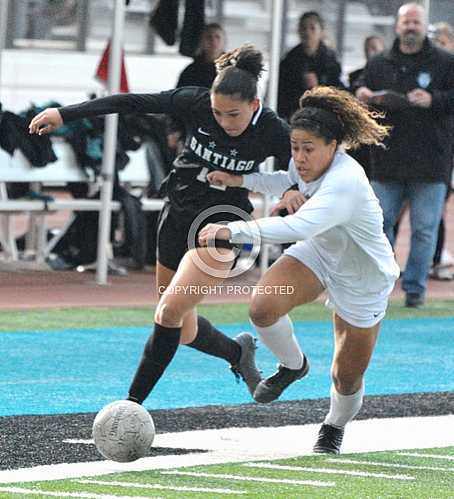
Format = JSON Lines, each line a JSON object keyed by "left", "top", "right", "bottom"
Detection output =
{"left": 348, "top": 35, "right": 385, "bottom": 93}
{"left": 428, "top": 22, "right": 454, "bottom": 280}
{"left": 429, "top": 21, "right": 454, "bottom": 52}
{"left": 356, "top": 3, "right": 454, "bottom": 307}
{"left": 278, "top": 11, "right": 344, "bottom": 121}
{"left": 176, "top": 23, "right": 226, "bottom": 88}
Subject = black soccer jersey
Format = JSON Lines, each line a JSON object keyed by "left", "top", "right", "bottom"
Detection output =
{"left": 59, "top": 87, "right": 291, "bottom": 216}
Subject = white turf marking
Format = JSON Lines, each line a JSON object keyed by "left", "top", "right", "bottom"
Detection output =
{"left": 243, "top": 462, "right": 414, "bottom": 481}
{"left": 161, "top": 470, "right": 335, "bottom": 488}
{"left": 328, "top": 458, "right": 454, "bottom": 472}
{"left": 76, "top": 479, "right": 246, "bottom": 495}
{"left": 399, "top": 452, "right": 454, "bottom": 461}
{"left": 64, "top": 439, "right": 94, "bottom": 445}
{"left": 1, "top": 414, "right": 453, "bottom": 484}
{"left": 0, "top": 487, "right": 160, "bottom": 499}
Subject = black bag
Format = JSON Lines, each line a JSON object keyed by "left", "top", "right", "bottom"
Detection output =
{"left": 52, "top": 187, "right": 146, "bottom": 269}
{"left": 144, "top": 210, "right": 159, "bottom": 266}
{"left": 53, "top": 209, "right": 103, "bottom": 267}
{"left": 114, "top": 187, "right": 148, "bottom": 269}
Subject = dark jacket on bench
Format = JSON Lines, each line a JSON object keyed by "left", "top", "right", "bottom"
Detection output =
{"left": 0, "top": 109, "right": 57, "bottom": 167}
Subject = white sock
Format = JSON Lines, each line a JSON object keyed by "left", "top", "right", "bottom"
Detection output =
{"left": 253, "top": 315, "right": 304, "bottom": 370}
{"left": 324, "top": 381, "right": 365, "bottom": 428}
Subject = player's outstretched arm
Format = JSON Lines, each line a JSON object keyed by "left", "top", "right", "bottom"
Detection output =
{"left": 29, "top": 108, "right": 63, "bottom": 135}
{"left": 29, "top": 93, "right": 171, "bottom": 136}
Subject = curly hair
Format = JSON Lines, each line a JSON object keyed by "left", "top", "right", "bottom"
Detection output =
{"left": 212, "top": 44, "right": 264, "bottom": 101}
{"left": 292, "top": 86, "right": 390, "bottom": 150}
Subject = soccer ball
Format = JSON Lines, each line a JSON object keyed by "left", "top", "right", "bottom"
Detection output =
{"left": 92, "top": 400, "right": 155, "bottom": 462}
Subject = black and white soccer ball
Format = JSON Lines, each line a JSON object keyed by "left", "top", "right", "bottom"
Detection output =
{"left": 92, "top": 400, "right": 155, "bottom": 462}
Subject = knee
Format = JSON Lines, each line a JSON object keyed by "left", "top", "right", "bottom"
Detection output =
{"left": 249, "top": 296, "right": 280, "bottom": 327}
{"left": 331, "top": 367, "right": 364, "bottom": 395}
{"left": 192, "top": 246, "right": 234, "bottom": 270}
{"left": 154, "top": 301, "right": 183, "bottom": 327}
{"left": 413, "top": 225, "right": 436, "bottom": 244}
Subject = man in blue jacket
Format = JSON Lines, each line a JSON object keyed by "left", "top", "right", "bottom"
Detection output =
{"left": 356, "top": 2, "right": 454, "bottom": 308}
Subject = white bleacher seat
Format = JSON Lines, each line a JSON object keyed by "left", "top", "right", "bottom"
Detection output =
{"left": 0, "top": 139, "right": 153, "bottom": 262}
{"left": 0, "top": 139, "right": 264, "bottom": 265}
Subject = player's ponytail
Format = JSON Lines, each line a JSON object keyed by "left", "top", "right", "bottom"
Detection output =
{"left": 291, "top": 86, "right": 390, "bottom": 150}
{"left": 212, "top": 44, "right": 264, "bottom": 101}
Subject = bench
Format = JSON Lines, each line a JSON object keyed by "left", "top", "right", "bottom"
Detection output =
{"left": 0, "top": 140, "right": 264, "bottom": 266}
{"left": 0, "top": 139, "right": 164, "bottom": 264}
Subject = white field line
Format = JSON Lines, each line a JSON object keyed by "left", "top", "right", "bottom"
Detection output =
{"left": 161, "top": 470, "right": 335, "bottom": 488}
{"left": 76, "top": 479, "right": 246, "bottom": 495}
{"left": 0, "top": 487, "right": 160, "bottom": 499}
{"left": 65, "top": 439, "right": 95, "bottom": 445}
{"left": 1, "top": 415, "right": 453, "bottom": 484}
{"left": 328, "top": 458, "right": 454, "bottom": 472}
{"left": 243, "top": 462, "right": 414, "bottom": 481}
{"left": 398, "top": 452, "right": 454, "bottom": 461}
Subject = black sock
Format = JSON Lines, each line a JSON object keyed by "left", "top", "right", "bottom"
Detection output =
{"left": 186, "top": 316, "right": 241, "bottom": 365}
{"left": 127, "top": 324, "right": 181, "bottom": 404}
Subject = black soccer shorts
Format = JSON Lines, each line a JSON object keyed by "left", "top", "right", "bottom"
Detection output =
{"left": 156, "top": 201, "right": 243, "bottom": 271}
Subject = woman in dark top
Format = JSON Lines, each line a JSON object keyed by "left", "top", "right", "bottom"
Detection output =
{"left": 29, "top": 44, "right": 291, "bottom": 407}
{"left": 278, "top": 11, "right": 344, "bottom": 121}
{"left": 176, "top": 23, "right": 226, "bottom": 89}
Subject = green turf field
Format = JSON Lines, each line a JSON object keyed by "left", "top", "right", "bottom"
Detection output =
{"left": 1, "top": 302, "right": 453, "bottom": 497}
{"left": 2, "top": 447, "right": 453, "bottom": 498}
{"left": 1, "top": 299, "right": 454, "bottom": 331}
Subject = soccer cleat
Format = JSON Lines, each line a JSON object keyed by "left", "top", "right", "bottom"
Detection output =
{"left": 230, "top": 332, "right": 262, "bottom": 396}
{"left": 313, "top": 423, "right": 344, "bottom": 454}
{"left": 253, "top": 355, "right": 309, "bottom": 403}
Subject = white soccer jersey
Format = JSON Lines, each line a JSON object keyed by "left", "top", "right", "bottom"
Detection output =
{"left": 229, "top": 150, "right": 400, "bottom": 292}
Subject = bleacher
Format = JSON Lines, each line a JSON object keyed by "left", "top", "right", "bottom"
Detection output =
{"left": 0, "top": 140, "right": 163, "bottom": 263}
{"left": 0, "top": 140, "right": 264, "bottom": 265}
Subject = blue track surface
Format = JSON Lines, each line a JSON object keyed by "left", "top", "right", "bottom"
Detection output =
{"left": 1, "top": 318, "right": 453, "bottom": 417}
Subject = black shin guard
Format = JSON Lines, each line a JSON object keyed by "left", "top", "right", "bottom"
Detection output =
{"left": 187, "top": 316, "right": 241, "bottom": 365}
{"left": 128, "top": 324, "right": 181, "bottom": 404}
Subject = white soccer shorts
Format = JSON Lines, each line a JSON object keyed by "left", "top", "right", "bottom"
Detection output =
{"left": 283, "top": 240, "right": 395, "bottom": 328}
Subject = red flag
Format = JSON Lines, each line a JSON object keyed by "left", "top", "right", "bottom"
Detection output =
{"left": 95, "top": 39, "right": 129, "bottom": 93}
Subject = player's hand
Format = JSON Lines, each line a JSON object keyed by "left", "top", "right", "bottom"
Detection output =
{"left": 407, "top": 88, "right": 432, "bottom": 108}
{"left": 271, "top": 190, "right": 306, "bottom": 215}
{"left": 207, "top": 171, "right": 243, "bottom": 188}
{"left": 355, "top": 86, "right": 375, "bottom": 103}
{"left": 198, "top": 223, "right": 231, "bottom": 246}
{"left": 29, "top": 108, "right": 63, "bottom": 135}
{"left": 302, "top": 71, "right": 319, "bottom": 89}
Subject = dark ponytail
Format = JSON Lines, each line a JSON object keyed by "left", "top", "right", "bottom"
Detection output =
{"left": 212, "top": 44, "right": 264, "bottom": 101}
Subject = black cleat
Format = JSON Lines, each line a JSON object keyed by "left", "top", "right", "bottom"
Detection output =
{"left": 313, "top": 423, "right": 344, "bottom": 454}
{"left": 230, "top": 332, "right": 262, "bottom": 396}
{"left": 405, "top": 292, "right": 424, "bottom": 308}
{"left": 253, "top": 355, "right": 309, "bottom": 403}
